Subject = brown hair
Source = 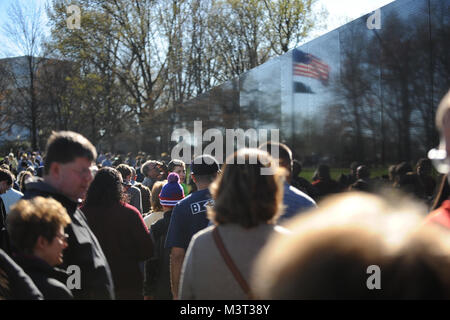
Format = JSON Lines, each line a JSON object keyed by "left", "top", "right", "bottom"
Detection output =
{"left": 18, "top": 171, "right": 33, "bottom": 193}
{"left": 168, "top": 159, "right": 186, "bottom": 172}
{"left": 208, "top": 148, "right": 285, "bottom": 228}
{"left": 141, "top": 160, "right": 161, "bottom": 177}
{"left": 0, "top": 168, "right": 13, "bottom": 186}
{"left": 116, "top": 164, "right": 132, "bottom": 180}
{"left": 7, "top": 197, "right": 71, "bottom": 254}
{"left": 151, "top": 180, "right": 166, "bottom": 212}
{"left": 44, "top": 131, "right": 97, "bottom": 175}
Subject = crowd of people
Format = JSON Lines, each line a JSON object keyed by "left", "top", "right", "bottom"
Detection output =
{"left": 1, "top": 91, "right": 450, "bottom": 300}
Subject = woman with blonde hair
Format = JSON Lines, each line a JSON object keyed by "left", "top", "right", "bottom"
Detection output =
{"left": 178, "top": 148, "right": 289, "bottom": 300}
{"left": 143, "top": 180, "right": 166, "bottom": 228}
{"left": 251, "top": 192, "right": 450, "bottom": 299}
{"left": 17, "top": 171, "right": 33, "bottom": 193}
{"left": 8, "top": 197, "right": 73, "bottom": 299}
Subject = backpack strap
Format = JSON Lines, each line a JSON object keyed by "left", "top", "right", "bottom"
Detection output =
{"left": 212, "top": 227, "right": 254, "bottom": 299}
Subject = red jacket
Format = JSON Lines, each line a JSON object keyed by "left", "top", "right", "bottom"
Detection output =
{"left": 81, "top": 202, "right": 153, "bottom": 299}
{"left": 424, "top": 200, "right": 450, "bottom": 229}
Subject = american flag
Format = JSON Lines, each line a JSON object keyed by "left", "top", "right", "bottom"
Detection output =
{"left": 292, "top": 49, "right": 330, "bottom": 86}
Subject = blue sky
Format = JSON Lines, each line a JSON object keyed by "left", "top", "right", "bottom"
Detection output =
{"left": 0, "top": 0, "right": 395, "bottom": 58}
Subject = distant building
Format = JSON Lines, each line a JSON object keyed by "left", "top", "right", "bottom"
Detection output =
{"left": 0, "top": 56, "right": 73, "bottom": 149}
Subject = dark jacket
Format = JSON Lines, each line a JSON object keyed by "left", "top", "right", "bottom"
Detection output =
{"left": 291, "top": 176, "right": 318, "bottom": 200}
{"left": 81, "top": 202, "right": 153, "bottom": 300}
{"left": 143, "top": 210, "right": 172, "bottom": 299}
{"left": 312, "top": 178, "right": 342, "bottom": 200}
{"left": 0, "top": 198, "right": 11, "bottom": 255}
{"left": 0, "top": 249, "right": 43, "bottom": 300}
{"left": 13, "top": 253, "right": 73, "bottom": 300}
{"left": 23, "top": 178, "right": 115, "bottom": 300}
{"left": 135, "top": 183, "right": 151, "bottom": 214}
{"left": 128, "top": 185, "right": 143, "bottom": 214}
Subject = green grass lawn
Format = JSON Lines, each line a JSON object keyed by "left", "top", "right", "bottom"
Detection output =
{"left": 298, "top": 167, "right": 390, "bottom": 182}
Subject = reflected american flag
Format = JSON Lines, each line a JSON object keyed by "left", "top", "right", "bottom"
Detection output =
{"left": 293, "top": 49, "right": 330, "bottom": 86}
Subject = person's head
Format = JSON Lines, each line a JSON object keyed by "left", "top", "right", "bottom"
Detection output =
{"left": 388, "top": 164, "right": 397, "bottom": 182}
{"left": 429, "top": 91, "right": 450, "bottom": 176}
{"left": 315, "top": 164, "right": 331, "bottom": 180}
{"left": 43, "top": 131, "right": 97, "bottom": 201}
{"left": 416, "top": 158, "right": 432, "bottom": 176}
{"left": 158, "top": 173, "right": 184, "bottom": 210}
{"left": 208, "top": 148, "right": 285, "bottom": 228}
{"left": 0, "top": 168, "right": 13, "bottom": 194}
{"left": 356, "top": 165, "right": 370, "bottom": 180}
{"left": 151, "top": 180, "right": 166, "bottom": 212}
{"left": 130, "top": 166, "right": 137, "bottom": 181}
{"left": 292, "top": 159, "right": 302, "bottom": 177}
{"left": 350, "top": 161, "right": 361, "bottom": 176}
{"left": 84, "top": 167, "right": 127, "bottom": 207}
{"left": 116, "top": 164, "right": 132, "bottom": 185}
{"left": 141, "top": 160, "right": 162, "bottom": 180}
{"left": 259, "top": 142, "right": 293, "bottom": 177}
{"left": 168, "top": 159, "right": 186, "bottom": 184}
{"left": 7, "top": 197, "right": 71, "bottom": 266}
{"left": 435, "top": 90, "right": 450, "bottom": 141}
{"left": 158, "top": 161, "right": 168, "bottom": 180}
{"left": 252, "top": 192, "right": 450, "bottom": 299}
{"left": 395, "top": 162, "right": 412, "bottom": 178}
{"left": 190, "top": 155, "right": 220, "bottom": 189}
{"left": 20, "top": 159, "right": 27, "bottom": 168}
{"left": 18, "top": 171, "right": 33, "bottom": 193}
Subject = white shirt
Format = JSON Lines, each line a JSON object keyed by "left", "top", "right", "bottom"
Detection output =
{"left": 0, "top": 188, "right": 24, "bottom": 214}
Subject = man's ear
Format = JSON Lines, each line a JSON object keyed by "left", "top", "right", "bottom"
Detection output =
{"left": 49, "top": 162, "right": 61, "bottom": 179}
{"left": 35, "top": 235, "right": 50, "bottom": 251}
{"left": 191, "top": 174, "right": 197, "bottom": 184}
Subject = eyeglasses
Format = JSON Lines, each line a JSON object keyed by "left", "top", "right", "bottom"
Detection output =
{"left": 428, "top": 143, "right": 450, "bottom": 174}
{"left": 69, "top": 166, "right": 97, "bottom": 177}
{"left": 56, "top": 233, "right": 69, "bottom": 241}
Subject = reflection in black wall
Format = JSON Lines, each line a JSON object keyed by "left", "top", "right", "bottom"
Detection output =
{"left": 331, "top": 0, "right": 449, "bottom": 165}
{"left": 148, "top": 0, "right": 449, "bottom": 166}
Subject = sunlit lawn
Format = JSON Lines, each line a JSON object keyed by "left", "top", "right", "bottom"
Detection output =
{"left": 298, "top": 167, "right": 390, "bottom": 182}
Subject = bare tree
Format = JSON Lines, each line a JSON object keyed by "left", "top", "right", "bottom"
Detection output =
{"left": 1, "top": 0, "right": 47, "bottom": 150}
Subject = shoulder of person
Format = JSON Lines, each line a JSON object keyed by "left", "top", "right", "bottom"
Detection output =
{"left": 288, "top": 185, "right": 316, "bottom": 205}
{"left": 122, "top": 202, "right": 141, "bottom": 214}
{"left": 189, "top": 225, "right": 215, "bottom": 245}
{"left": 45, "top": 278, "right": 74, "bottom": 300}
{"left": 273, "top": 225, "right": 293, "bottom": 236}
